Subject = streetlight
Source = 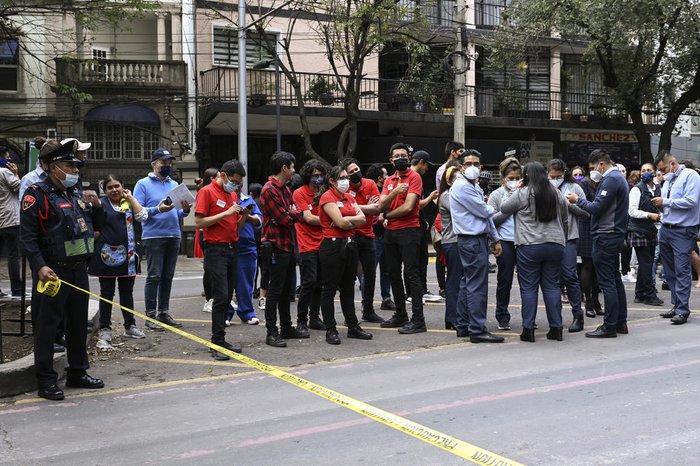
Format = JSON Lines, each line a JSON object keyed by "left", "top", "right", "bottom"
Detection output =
{"left": 253, "top": 57, "right": 281, "bottom": 153}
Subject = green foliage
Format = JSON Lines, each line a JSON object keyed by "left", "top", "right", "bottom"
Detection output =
{"left": 306, "top": 76, "right": 339, "bottom": 102}
{"left": 397, "top": 42, "right": 453, "bottom": 110}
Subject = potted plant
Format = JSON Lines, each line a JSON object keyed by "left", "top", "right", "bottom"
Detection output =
{"left": 306, "top": 76, "right": 338, "bottom": 105}
{"left": 248, "top": 80, "right": 273, "bottom": 107}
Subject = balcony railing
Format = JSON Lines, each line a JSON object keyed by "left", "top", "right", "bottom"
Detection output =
{"left": 199, "top": 67, "right": 662, "bottom": 124}
{"left": 55, "top": 58, "right": 187, "bottom": 92}
{"left": 475, "top": 0, "right": 511, "bottom": 29}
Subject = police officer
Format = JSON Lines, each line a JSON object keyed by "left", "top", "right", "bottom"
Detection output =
{"left": 20, "top": 139, "right": 104, "bottom": 401}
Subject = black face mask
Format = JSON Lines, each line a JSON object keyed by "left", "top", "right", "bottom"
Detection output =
{"left": 393, "top": 158, "right": 409, "bottom": 172}
{"left": 349, "top": 171, "right": 362, "bottom": 185}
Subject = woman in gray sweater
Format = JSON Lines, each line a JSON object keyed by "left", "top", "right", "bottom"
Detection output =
{"left": 438, "top": 163, "right": 463, "bottom": 332}
{"left": 500, "top": 162, "right": 569, "bottom": 342}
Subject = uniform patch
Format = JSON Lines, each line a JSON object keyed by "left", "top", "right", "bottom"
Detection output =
{"left": 216, "top": 199, "right": 226, "bottom": 208}
{"left": 22, "top": 195, "right": 35, "bottom": 210}
{"left": 77, "top": 199, "right": 86, "bottom": 209}
{"left": 600, "top": 190, "right": 607, "bottom": 196}
{"left": 58, "top": 202, "right": 72, "bottom": 209}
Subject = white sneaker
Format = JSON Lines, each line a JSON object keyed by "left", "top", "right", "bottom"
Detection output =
{"left": 124, "top": 325, "right": 146, "bottom": 339}
{"left": 258, "top": 297, "right": 266, "bottom": 310}
{"left": 230, "top": 299, "right": 238, "bottom": 311}
{"left": 96, "top": 338, "right": 113, "bottom": 350}
{"left": 423, "top": 293, "right": 443, "bottom": 302}
{"left": 622, "top": 273, "right": 637, "bottom": 283}
{"left": 203, "top": 299, "right": 213, "bottom": 313}
{"left": 98, "top": 328, "right": 112, "bottom": 342}
{"left": 243, "top": 316, "right": 260, "bottom": 325}
{"left": 225, "top": 319, "right": 231, "bottom": 327}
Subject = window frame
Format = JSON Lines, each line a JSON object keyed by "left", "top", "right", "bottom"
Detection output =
{"left": 86, "top": 123, "right": 161, "bottom": 161}
{"left": 0, "top": 37, "right": 20, "bottom": 93}
{"left": 211, "top": 25, "right": 280, "bottom": 69}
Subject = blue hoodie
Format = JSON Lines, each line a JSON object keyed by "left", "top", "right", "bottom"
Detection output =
{"left": 133, "top": 173, "right": 189, "bottom": 239}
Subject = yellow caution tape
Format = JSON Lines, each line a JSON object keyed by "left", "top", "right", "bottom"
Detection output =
{"left": 58, "top": 278, "right": 523, "bottom": 466}
{"left": 37, "top": 278, "right": 61, "bottom": 297}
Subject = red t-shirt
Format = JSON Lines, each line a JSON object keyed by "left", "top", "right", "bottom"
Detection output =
{"left": 319, "top": 188, "right": 359, "bottom": 239}
{"left": 293, "top": 185, "right": 323, "bottom": 253}
{"left": 347, "top": 178, "right": 380, "bottom": 238}
{"left": 381, "top": 168, "right": 422, "bottom": 230}
{"left": 195, "top": 182, "right": 239, "bottom": 243}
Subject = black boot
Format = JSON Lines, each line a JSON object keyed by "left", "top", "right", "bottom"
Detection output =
{"left": 347, "top": 324, "right": 373, "bottom": 340}
{"left": 568, "top": 317, "right": 584, "bottom": 333}
{"left": 520, "top": 328, "right": 535, "bottom": 342}
{"left": 546, "top": 327, "right": 563, "bottom": 341}
{"left": 308, "top": 315, "right": 325, "bottom": 330}
{"left": 326, "top": 329, "right": 341, "bottom": 345}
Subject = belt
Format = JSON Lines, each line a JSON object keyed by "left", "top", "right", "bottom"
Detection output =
{"left": 457, "top": 233, "right": 487, "bottom": 238}
{"left": 52, "top": 261, "right": 88, "bottom": 270}
{"left": 325, "top": 237, "right": 353, "bottom": 242}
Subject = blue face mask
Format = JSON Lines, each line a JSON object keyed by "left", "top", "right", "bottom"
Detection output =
{"left": 159, "top": 165, "right": 172, "bottom": 178}
{"left": 310, "top": 175, "right": 325, "bottom": 187}
{"left": 641, "top": 172, "right": 654, "bottom": 184}
{"left": 573, "top": 175, "right": 584, "bottom": 182}
{"left": 223, "top": 181, "right": 239, "bottom": 193}
{"left": 57, "top": 166, "right": 79, "bottom": 189}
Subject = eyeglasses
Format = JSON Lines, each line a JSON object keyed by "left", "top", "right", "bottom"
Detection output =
{"left": 462, "top": 161, "right": 480, "bottom": 167}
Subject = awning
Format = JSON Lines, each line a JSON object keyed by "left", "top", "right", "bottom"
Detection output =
{"left": 85, "top": 104, "right": 160, "bottom": 126}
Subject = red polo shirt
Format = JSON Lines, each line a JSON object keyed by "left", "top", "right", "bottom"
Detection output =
{"left": 348, "top": 178, "right": 380, "bottom": 238}
{"left": 381, "top": 168, "right": 422, "bottom": 230}
{"left": 195, "top": 181, "right": 239, "bottom": 243}
{"left": 319, "top": 188, "right": 358, "bottom": 239}
{"left": 293, "top": 185, "right": 323, "bottom": 253}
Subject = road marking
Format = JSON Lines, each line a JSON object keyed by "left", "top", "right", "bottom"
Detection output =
{"left": 50, "top": 279, "right": 524, "bottom": 465}
{"left": 130, "top": 356, "right": 252, "bottom": 369}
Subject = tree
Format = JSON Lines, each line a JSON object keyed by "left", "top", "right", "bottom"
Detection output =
{"left": 488, "top": 0, "right": 700, "bottom": 163}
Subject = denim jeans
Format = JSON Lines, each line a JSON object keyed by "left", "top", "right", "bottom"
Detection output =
{"left": 0, "top": 225, "right": 22, "bottom": 295}
{"left": 442, "top": 242, "right": 464, "bottom": 327}
{"left": 143, "top": 237, "right": 180, "bottom": 317}
{"left": 516, "top": 243, "right": 565, "bottom": 329}
{"left": 592, "top": 234, "right": 628, "bottom": 329}
{"left": 373, "top": 235, "right": 391, "bottom": 300}
{"left": 659, "top": 225, "right": 699, "bottom": 316}
{"left": 561, "top": 239, "right": 583, "bottom": 318}
{"left": 456, "top": 234, "right": 489, "bottom": 335}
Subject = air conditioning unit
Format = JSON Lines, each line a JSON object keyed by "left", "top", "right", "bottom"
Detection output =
{"left": 46, "top": 128, "right": 57, "bottom": 139}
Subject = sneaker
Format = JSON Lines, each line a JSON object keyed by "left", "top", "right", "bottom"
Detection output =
{"left": 98, "top": 328, "right": 112, "bottom": 342}
{"left": 145, "top": 319, "right": 164, "bottom": 331}
{"left": 0, "top": 290, "right": 8, "bottom": 298}
{"left": 380, "top": 299, "right": 396, "bottom": 311}
{"left": 225, "top": 319, "right": 231, "bottom": 327}
{"left": 96, "top": 339, "right": 113, "bottom": 350}
{"left": 202, "top": 299, "right": 213, "bottom": 313}
{"left": 423, "top": 293, "right": 443, "bottom": 303}
{"left": 561, "top": 293, "right": 569, "bottom": 304}
{"left": 242, "top": 316, "right": 260, "bottom": 325}
{"left": 230, "top": 298, "right": 238, "bottom": 311}
{"left": 497, "top": 319, "right": 511, "bottom": 330}
{"left": 124, "top": 325, "right": 146, "bottom": 339}
{"left": 258, "top": 296, "right": 266, "bottom": 310}
{"left": 621, "top": 273, "right": 637, "bottom": 283}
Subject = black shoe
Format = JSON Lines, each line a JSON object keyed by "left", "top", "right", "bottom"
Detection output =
{"left": 671, "top": 314, "right": 688, "bottom": 325}
{"left": 634, "top": 297, "right": 645, "bottom": 303}
{"left": 214, "top": 341, "right": 242, "bottom": 354}
{"left": 520, "top": 328, "right": 535, "bottom": 342}
{"left": 568, "top": 318, "right": 584, "bottom": 333}
{"left": 470, "top": 332, "right": 504, "bottom": 343}
{"left": 497, "top": 319, "right": 511, "bottom": 330}
{"left": 295, "top": 324, "right": 311, "bottom": 338}
{"left": 456, "top": 330, "right": 470, "bottom": 338}
{"left": 644, "top": 296, "right": 664, "bottom": 306}
{"left": 662, "top": 282, "right": 670, "bottom": 290}
{"left": 308, "top": 317, "right": 325, "bottom": 330}
{"left": 398, "top": 321, "right": 427, "bottom": 334}
{"left": 585, "top": 308, "right": 596, "bottom": 318}
{"left": 361, "top": 311, "right": 385, "bottom": 323}
{"left": 616, "top": 323, "right": 629, "bottom": 334}
{"left": 594, "top": 304, "right": 605, "bottom": 316}
{"left": 38, "top": 385, "right": 64, "bottom": 401}
{"left": 585, "top": 325, "right": 617, "bottom": 338}
{"left": 380, "top": 298, "right": 397, "bottom": 311}
{"left": 65, "top": 373, "right": 105, "bottom": 389}
{"left": 445, "top": 322, "right": 456, "bottom": 330}
{"left": 145, "top": 318, "right": 164, "bottom": 331}
{"left": 660, "top": 308, "right": 676, "bottom": 318}
{"left": 53, "top": 342, "right": 66, "bottom": 353}
{"left": 157, "top": 313, "right": 183, "bottom": 328}
{"left": 347, "top": 325, "right": 373, "bottom": 340}
{"left": 266, "top": 334, "right": 287, "bottom": 347}
{"left": 380, "top": 314, "right": 408, "bottom": 328}
{"left": 326, "top": 329, "right": 341, "bottom": 345}
{"left": 546, "top": 327, "right": 563, "bottom": 341}
{"left": 280, "top": 327, "right": 310, "bottom": 339}
{"left": 211, "top": 350, "right": 230, "bottom": 361}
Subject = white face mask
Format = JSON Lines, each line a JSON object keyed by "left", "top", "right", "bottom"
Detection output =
{"left": 589, "top": 170, "right": 602, "bottom": 183}
{"left": 549, "top": 178, "right": 564, "bottom": 189}
{"left": 464, "top": 165, "right": 480, "bottom": 181}
{"left": 505, "top": 180, "right": 518, "bottom": 191}
{"left": 336, "top": 179, "right": 350, "bottom": 193}
{"left": 662, "top": 171, "right": 674, "bottom": 181}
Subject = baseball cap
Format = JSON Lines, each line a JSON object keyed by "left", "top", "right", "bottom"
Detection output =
{"left": 411, "top": 150, "right": 437, "bottom": 166}
{"left": 151, "top": 148, "right": 176, "bottom": 162}
{"left": 60, "top": 138, "right": 91, "bottom": 152}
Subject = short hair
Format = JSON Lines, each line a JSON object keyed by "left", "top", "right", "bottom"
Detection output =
{"left": 389, "top": 142, "right": 411, "bottom": 157}
{"left": 366, "top": 163, "right": 385, "bottom": 182}
{"left": 655, "top": 149, "right": 675, "bottom": 166}
{"left": 248, "top": 182, "right": 263, "bottom": 197}
{"left": 299, "top": 159, "right": 327, "bottom": 184}
{"left": 588, "top": 149, "right": 611, "bottom": 165}
{"left": 462, "top": 148, "right": 481, "bottom": 160}
{"left": 339, "top": 158, "right": 360, "bottom": 170}
{"left": 39, "top": 139, "right": 61, "bottom": 158}
{"left": 203, "top": 167, "right": 218, "bottom": 185}
{"left": 444, "top": 141, "right": 464, "bottom": 158}
{"left": 269, "top": 151, "right": 296, "bottom": 175}
{"left": 499, "top": 157, "right": 521, "bottom": 178}
{"left": 221, "top": 159, "right": 246, "bottom": 178}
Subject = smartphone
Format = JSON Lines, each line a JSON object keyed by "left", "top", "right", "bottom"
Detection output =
{"left": 246, "top": 204, "right": 254, "bottom": 211}
{"left": 163, "top": 196, "right": 173, "bottom": 206}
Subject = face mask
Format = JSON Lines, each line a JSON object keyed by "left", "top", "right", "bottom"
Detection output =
{"left": 505, "top": 180, "right": 518, "bottom": 191}
{"left": 663, "top": 171, "right": 674, "bottom": 181}
{"left": 641, "top": 172, "right": 655, "bottom": 184}
{"left": 310, "top": 175, "right": 325, "bottom": 187}
{"left": 336, "top": 179, "right": 350, "bottom": 193}
{"left": 223, "top": 181, "right": 239, "bottom": 193}
{"left": 393, "top": 158, "right": 409, "bottom": 172}
{"left": 549, "top": 178, "right": 564, "bottom": 189}
{"left": 57, "top": 166, "right": 79, "bottom": 189}
{"left": 349, "top": 171, "right": 362, "bottom": 185}
{"left": 159, "top": 165, "right": 172, "bottom": 178}
{"left": 573, "top": 175, "right": 584, "bottom": 182}
{"left": 589, "top": 170, "right": 602, "bottom": 183}
{"left": 464, "top": 165, "right": 480, "bottom": 181}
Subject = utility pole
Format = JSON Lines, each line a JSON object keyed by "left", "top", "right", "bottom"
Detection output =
{"left": 453, "top": 0, "right": 468, "bottom": 143}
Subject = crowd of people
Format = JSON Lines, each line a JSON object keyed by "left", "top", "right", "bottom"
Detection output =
{"left": 1, "top": 136, "right": 698, "bottom": 400}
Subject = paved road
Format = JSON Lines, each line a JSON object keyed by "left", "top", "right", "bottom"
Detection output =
{"left": 1, "top": 258, "right": 699, "bottom": 465}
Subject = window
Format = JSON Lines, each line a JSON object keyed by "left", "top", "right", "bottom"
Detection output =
{"left": 92, "top": 48, "right": 109, "bottom": 59}
{"left": 0, "top": 38, "right": 19, "bottom": 91}
{"left": 213, "top": 27, "right": 277, "bottom": 67}
{"left": 86, "top": 124, "right": 160, "bottom": 160}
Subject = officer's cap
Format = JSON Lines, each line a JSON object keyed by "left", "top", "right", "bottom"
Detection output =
{"left": 39, "top": 139, "right": 82, "bottom": 164}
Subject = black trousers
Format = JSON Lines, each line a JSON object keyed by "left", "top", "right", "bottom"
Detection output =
{"left": 384, "top": 228, "right": 424, "bottom": 323}
{"left": 204, "top": 243, "right": 238, "bottom": 343}
{"left": 98, "top": 276, "right": 136, "bottom": 330}
{"left": 264, "top": 246, "right": 295, "bottom": 335}
{"left": 319, "top": 238, "right": 359, "bottom": 330}
{"left": 356, "top": 235, "right": 377, "bottom": 312}
{"left": 621, "top": 243, "right": 632, "bottom": 274}
{"left": 434, "top": 241, "right": 446, "bottom": 291}
{"left": 297, "top": 251, "right": 322, "bottom": 324}
{"left": 33, "top": 264, "right": 90, "bottom": 388}
{"left": 634, "top": 244, "right": 657, "bottom": 300}
{"left": 405, "top": 226, "right": 430, "bottom": 296}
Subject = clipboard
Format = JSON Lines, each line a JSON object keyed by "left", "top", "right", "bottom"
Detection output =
{"left": 165, "top": 183, "right": 195, "bottom": 206}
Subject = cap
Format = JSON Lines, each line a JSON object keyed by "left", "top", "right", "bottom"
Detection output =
{"left": 60, "top": 138, "right": 91, "bottom": 152}
{"left": 39, "top": 139, "right": 82, "bottom": 164}
{"left": 411, "top": 150, "right": 437, "bottom": 166}
{"left": 151, "top": 148, "right": 176, "bottom": 162}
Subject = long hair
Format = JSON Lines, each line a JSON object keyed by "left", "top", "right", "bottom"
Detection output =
{"left": 522, "top": 162, "right": 558, "bottom": 223}
{"left": 437, "top": 160, "right": 461, "bottom": 208}
{"left": 547, "top": 158, "right": 574, "bottom": 184}
{"left": 313, "top": 165, "right": 345, "bottom": 205}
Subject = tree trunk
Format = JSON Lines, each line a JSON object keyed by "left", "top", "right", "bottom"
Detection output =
{"left": 658, "top": 66, "right": 700, "bottom": 154}
{"left": 287, "top": 77, "right": 326, "bottom": 164}
{"left": 629, "top": 109, "right": 653, "bottom": 164}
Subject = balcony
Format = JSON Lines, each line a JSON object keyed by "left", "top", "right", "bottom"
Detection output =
{"left": 55, "top": 58, "right": 187, "bottom": 94}
{"left": 475, "top": 0, "right": 511, "bottom": 29}
{"left": 199, "top": 67, "right": 662, "bottom": 125}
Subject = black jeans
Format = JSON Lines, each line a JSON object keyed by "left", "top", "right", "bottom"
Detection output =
{"left": 264, "top": 246, "right": 295, "bottom": 335}
{"left": 384, "top": 228, "right": 424, "bottom": 323}
{"left": 405, "top": 226, "right": 430, "bottom": 296}
{"left": 98, "top": 276, "right": 136, "bottom": 330}
{"left": 204, "top": 243, "right": 238, "bottom": 343}
{"left": 356, "top": 235, "right": 377, "bottom": 312}
{"left": 297, "top": 251, "right": 322, "bottom": 324}
{"left": 634, "top": 243, "right": 657, "bottom": 300}
{"left": 495, "top": 240, "right": 516, "bottom": 321}
{"left": 0, "top": 225, "right": 21, "bottom": 295}
{"left": 434, "top": 241, "right": 446, "bottom": 291}
{"left": 621, "top": 242, "right": 632, "bottom": 274}
{"left": 319, "top": 238, "right": 359, "bottom": 330}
